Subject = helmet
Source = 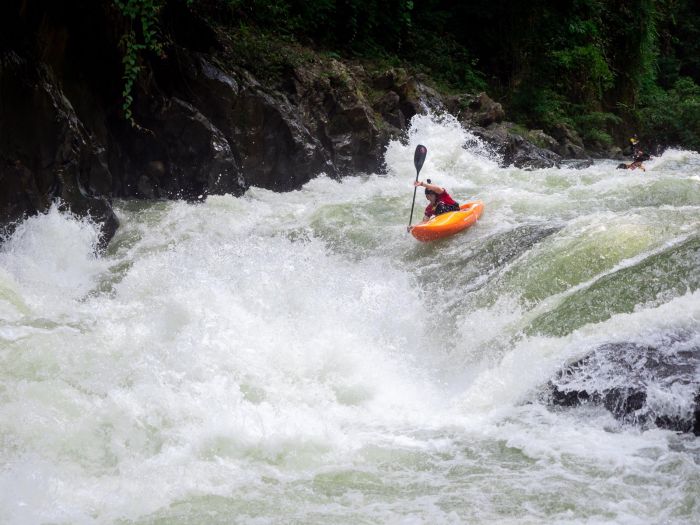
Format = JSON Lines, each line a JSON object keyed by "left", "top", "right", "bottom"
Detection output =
{"left": 630, "top": 136, "right": 639, "bottom": 145}
{"left": 424, "top": 178, "right": 435, "bottom": 195}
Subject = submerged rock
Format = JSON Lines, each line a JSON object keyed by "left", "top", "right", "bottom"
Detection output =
{"left": 561, "top": 159, "right": 594, "bottom": 169}
{"left": 546, "top": 336, "right": 700, "bottom": 435}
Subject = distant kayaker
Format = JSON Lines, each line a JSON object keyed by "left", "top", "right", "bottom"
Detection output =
{"left": 414, "top": 179, "right": 460, "bottom": 223}
{"left": 616, "top": 161, "right": 646, "bottom": 171}
{"left": 615, "top": 136, "right": 649, "bottom": 171}
{"left": 628, "top": 135, "right": 649, "bottom": 171}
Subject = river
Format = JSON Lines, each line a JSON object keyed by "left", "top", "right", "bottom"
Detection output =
{"left": 1, "top": 114, "right": 699, "bottom": 524}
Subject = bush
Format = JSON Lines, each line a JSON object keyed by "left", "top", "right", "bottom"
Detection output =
{"left": 573, "top": 111, "right": 621, "bottom": 146}
{"left": 639, "top": 77, "right": 700, "bottom": 150}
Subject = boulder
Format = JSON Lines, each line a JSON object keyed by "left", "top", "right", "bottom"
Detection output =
{"left": 292, "top": 58, "right": 385, "bottom": 175}
{"left": 114, "top": 96, "right": 244, "bottom": 199}
{"left": 526, "top": 129, "right": 559, "bottom": 151}
{"left": 394, "top": 75, "right": 445, "bottom": 119}
{"left": 561, "top": 159, "right": 594, "bottom": 169}
{"left": 473, "top": 123, "right": 562, "bottom": 169}
{"left": 371, "top": 68, "right": 447, "bottom": 124}
{"left": 372, "top": 90, "right": 405, "bottom": 130}
{"left": 546, "top": 337, "right": 700, "bottom": 435}
{"left": 159, "top": 53, "right": 333, "bottom": 190}
{"left": 447, "top": 92, "right": 505, "bottom": 128}
{"left": 371, "top": 67, "right": 408, "bottom": 91}
{"left": 549, "top": 123, "right": 588, "bottom": 159}
{"left": 0, "top": 51, "right": 118, "bottom": 249}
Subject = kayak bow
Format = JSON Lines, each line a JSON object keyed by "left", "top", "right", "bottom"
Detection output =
{"left": 410, "top": 201, "right": 484, "bottom": 242}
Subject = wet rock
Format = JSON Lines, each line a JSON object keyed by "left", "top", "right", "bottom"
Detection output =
{"left": 0, "top": 160, "right": 46, "bottom": 228}
{"left": 371, "top": 67, "right": 408, "bottom": 91}
{"left": 163, "top": 52, "right": 387, "bottom": 187}
{"left": 373, "top": 91, "right": 405, "bottom": 130}
{"left": 159, "top": 53, "right": 333, "bottom": 190}
{"left": 0, "top": 51, "right": 118, "bottom": 248}
{"left": 546, "top": 336, "right": 700, "bottom": 435}
{"left": 395, "top": 75, "right": 445, "bottom": 119}
{"left": 527, "top": 129, "right": 559, "bottom": 151}
{"left": 561, "top": 159, "right": 594, "bottom": 169}
{"left": 503, "top": 137, "right": 562, "bottom": 170}
{"left": 447, "top": 92, "right": 505, "bottom": 128}
{"left": 116, "top": 96, "right": 244, "bottom": 199}
{"left": 372, "top": 68, "right": 446, "bottom": 123}
{"left": 549, "top": 123, "right": 588, "bottom": 159}
{"left": 473, "top": 123, "right": 562, "bottom": 169}
{"left": 55, "top": 167, "right": 119, "bottom": 252}
{"left": 292, "top": 58, "right": 385, "bottom": 176}
{"left": 606, "top": 146, "right": 625, "bottom": 160}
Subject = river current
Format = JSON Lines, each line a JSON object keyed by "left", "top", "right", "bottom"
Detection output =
{"left": 1, "top": 114, "right": 699, "bottom": 524}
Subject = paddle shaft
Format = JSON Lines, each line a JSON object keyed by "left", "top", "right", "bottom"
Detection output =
{"left": 408, "top": 145, "right": 427, "bottom": 229}
{"left": 408, "top": 177, "right": 419, "bottom": 228}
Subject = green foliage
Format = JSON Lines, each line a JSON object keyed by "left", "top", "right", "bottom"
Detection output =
{"left": 222, "top": 22, "right": 317, "bottom": 84}
{"left": 550, "top": 45, "right": 614, "bottom": 102}
{"left": 510, "top": 87, "right": 571, "bottom": 130}
{"left": 408, "top": 32, "right": 487, "bottom": 93}
{"left": 638, "top": 77, "right": 700, "bottom": 150}
{"left": 113, "top": 0, "right": 165, "bottom": 125}
{"left": 573, "top": 112, "right": 621, "bottom": 146}
{"left": 110, "top": 0, "right": 700, "bottom": 149}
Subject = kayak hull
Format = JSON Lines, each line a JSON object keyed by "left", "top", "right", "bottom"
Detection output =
{"left": 410, "top": 201, "right": 484, "bottom": 242}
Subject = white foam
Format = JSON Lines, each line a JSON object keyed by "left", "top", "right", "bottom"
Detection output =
{"left": 1, "top": 114, "right": 698, "bottom": 524}
{"left": 0, "top": 204, "right": 107, "bottom": 312}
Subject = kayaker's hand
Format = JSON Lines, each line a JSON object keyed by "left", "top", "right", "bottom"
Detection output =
{"left": 414, "top": 180, "right": 423, "bottom": 188}
{"left": 407, "top": 225, "right": 413, "bottom": 232}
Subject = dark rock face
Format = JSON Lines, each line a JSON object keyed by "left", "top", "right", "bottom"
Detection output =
{"left": 473, "top": 123, "right": 562, "bottom": 169}
{"left": 446, "top": 92, "right": 505, "bottom": 128}
{"left": 0, "top": 1, "right": 605, "bottom": 250}
{"left": 0, "top": 51, "right": 118, "bottom": 249}
{"left": 370, "top": 67, "right": 446, "bottom": 138}
{"left": 373, "top": 90, "right": 405, "bottom": 130}
{"left": 549, "top": 123, "right": 587, "bottom": 159}
{"left": 291, "top": 59, "right": 385, "bottom": 177}
{"left": 0, "top": 2, "right": 400, "bottom": 246}
{"left": 157, "top": 52, "right": 334, "bottom": 191}
{"left": 546, "top": 336, "right": 700, "bottom": 435}
{"left": 111, "top": 94, "right": 245, "bottom": 199}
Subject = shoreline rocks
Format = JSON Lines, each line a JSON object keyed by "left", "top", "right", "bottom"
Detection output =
{"left": 0, "top": 1, "right": 623, "bottom": 248}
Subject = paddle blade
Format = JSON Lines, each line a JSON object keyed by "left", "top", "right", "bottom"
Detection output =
{"left": 414, "top": 145, "right": 427, "bottom": 175}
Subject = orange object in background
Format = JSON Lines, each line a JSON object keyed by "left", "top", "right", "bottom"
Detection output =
{"left": 410, "top": 201, "right": 484, "bottom": 242}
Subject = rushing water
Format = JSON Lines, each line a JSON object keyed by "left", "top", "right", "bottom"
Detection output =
{"left": 1, "top": 114, "right": 699, "bottom": 524}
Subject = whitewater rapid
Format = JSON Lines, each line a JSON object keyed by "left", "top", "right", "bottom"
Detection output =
{"left": 1, "top": 114, "right": 699, "bottom": 524}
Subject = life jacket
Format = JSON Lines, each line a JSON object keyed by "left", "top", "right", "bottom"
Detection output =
{"left": 425, "top": 190, "right": 459, "bottom": 217}
{"left": 632, "top": 145, "right": 650, "bottom": 162}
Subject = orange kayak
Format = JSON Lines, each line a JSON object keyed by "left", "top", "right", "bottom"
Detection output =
{"left": 410, "top": 201, "right": 484, "bottom": 242}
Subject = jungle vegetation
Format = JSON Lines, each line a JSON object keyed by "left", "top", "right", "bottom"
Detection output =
{"left": 118, "top": 0, "right": 700, "bottom": 151}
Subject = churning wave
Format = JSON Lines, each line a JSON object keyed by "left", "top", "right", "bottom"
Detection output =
{"left": 1, "top": 113, "right": 698, "bottom": 524}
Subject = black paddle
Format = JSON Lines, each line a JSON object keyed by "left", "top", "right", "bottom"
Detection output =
{"left": 408, "top": 144, "right": 428, "bottom": 230}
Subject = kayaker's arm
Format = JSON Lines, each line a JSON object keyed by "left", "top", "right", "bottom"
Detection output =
{"left": 414, "top": 180, "right": 444, "bottom": 194}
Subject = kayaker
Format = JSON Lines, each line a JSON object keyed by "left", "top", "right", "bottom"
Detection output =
{"left": 628, "top": 135, "right": 649, "bottom": 170}
{"left": 414, "top": 179, "right": 460, "bottom": 223}
{"left": 616, "top": 161, "right": 646, "bottom": 172}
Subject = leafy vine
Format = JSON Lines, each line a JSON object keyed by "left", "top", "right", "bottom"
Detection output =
{"left": 113, "top": 0, "right": 166, "bottom": 125}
